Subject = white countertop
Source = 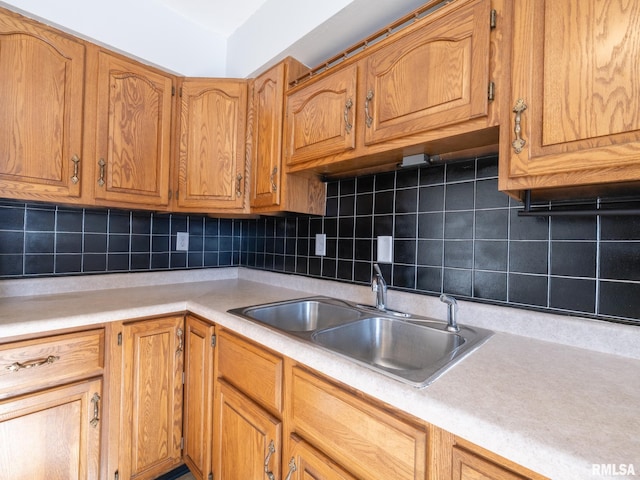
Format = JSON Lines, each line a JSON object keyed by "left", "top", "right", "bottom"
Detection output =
{"left": 1, "top": 267, "right": 639, "bottom": 479}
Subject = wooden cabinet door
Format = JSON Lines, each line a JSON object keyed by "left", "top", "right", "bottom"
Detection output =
{"left": 0, "top": 9, "right": 85, "bottom": 202}
{"left": 0, "top": 378, "right": 102, "bottom": 480}
{"left": 286, "top": 435, "right": 357, "bottom": 480}
{"left": 176, "top": 78, "right": 247, "bottom": 212}
{"left": 94, "top": 51, "right": 173, "bottom": 209}
{"left": 250, "top": 62, "right": 286, "bottom": 209}
{"left": 213, "top": 380, "right": 282, "bottom": 480}
{"left": 500, "top": 0, "right": 640, "bottom": 194}
{"left": 285, "top": 64, "right": 358, "bottom": 166}
{"left": 120, "top": 316, "right": 184, "bottom": 480}
{"left": 452, "top": 446, "right": 530, "bottom": 480}
{"left": 183, "top": 315, "right": 215, "bottom": 480}
{"left": 363, "top": 0, "right": 491, "bottom": 146}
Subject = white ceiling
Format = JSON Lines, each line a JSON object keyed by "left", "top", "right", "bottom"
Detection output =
{"left": 0, "top": 0, "right": 432, "bottom": 77}
{"left": 157, "top": 0, "right": 269, "bottom": 37}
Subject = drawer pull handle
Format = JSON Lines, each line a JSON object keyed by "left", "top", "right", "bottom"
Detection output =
{"left": 264, "top": 440, "right": 276, "bottom": 480}
{"left": 512, "top": 98, "right": 527, "bottom": 154}
{"left": 284, "top": 458, "right": 297, "bottom": 480}
{"left": 90, "top": 392, "right": 101, "bottom": 428}
{"left": 365, "top": 90, "right": 374, "bottom": 128}
{"left": 71, "top": 154, "right": 80, "bottom": 184}
{"left": 176, "top": 328, "right": 184, "bottom": 356}
{"left": 236, "top": 173, "right": 243, "bottom": 198}
{"left": 5, "top": 355, "right": 60, "bottom": 372}
{"left": 344, "top": 98, "right": 353, "bottom": 133}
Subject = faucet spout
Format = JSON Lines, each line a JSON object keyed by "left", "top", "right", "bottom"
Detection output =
{"left": 371, "top": 263, "right": 387, "bottom": 311}
{"left": 440, "top": 294, "right": 460, "bottom": 332}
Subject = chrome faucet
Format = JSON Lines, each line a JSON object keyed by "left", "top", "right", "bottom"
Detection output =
{"left": 440, "top": 294, "right": 460, "bottom": 332}
{"left": 371, "top": 263, "right": 387, "bottom": 311}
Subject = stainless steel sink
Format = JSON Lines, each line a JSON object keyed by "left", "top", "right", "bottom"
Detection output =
{"left": 311, "top": 317, "right": 467, "bottom": 386}
{"left": 229, "top": 297, "right": 363, "bottom": 332}
{"left": 228, "top": 296, "right": 492, "bottom": 388}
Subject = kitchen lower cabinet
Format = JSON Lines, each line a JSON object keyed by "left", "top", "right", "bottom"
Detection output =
{"left": 0, "top": 8, "right": 87, "bottom": 204}
{"left": 118, "top": 315, "right": 184, "bottom": 480}
{"left": 499, "top": 0, "right": 640, "bottom": 198}
{"left": 213, "top": 380, "right": 282, "bottom": 480}
{"left": 0, "top": 328, "right": 105, "bottom": 480}
{"left": 0, "top": 378, "right": 103, "bottom": 480}
{"left": 182, "top": 315, "right": 215, "bottom": 480}
{"left": 290, "top": 366, "right": 427, "bottom": 480}
{"left": 286, "top": 434, "right": 357, "bottom": 480}
{"left": 451, "top": 446, "right": 531, "bottom": 480}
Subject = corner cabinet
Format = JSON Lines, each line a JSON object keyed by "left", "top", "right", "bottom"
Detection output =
{"left": 118, "top": 315, "right": 184, "bottom": 480}
{"left": 249, "top": 59, "right": 326, "bottom": 215}
{"left": 175, "top": 79, "right": 249, "bottom": 213}
{"left": 94, "top": 51, "right": 174, "bottom": 210}
{"left": 499, "top": 0, "right": 640, "bottom": 198}
{"left": 0, "top": 9, "right": 87, "bottom": 204}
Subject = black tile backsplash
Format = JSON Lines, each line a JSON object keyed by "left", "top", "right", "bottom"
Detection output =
{"left": 3, "top": 154, "right": 640, "bottom": 326}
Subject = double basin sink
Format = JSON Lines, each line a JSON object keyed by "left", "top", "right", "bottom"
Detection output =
{"left": 228, "top": 297, "right": 493, "bottom": 388}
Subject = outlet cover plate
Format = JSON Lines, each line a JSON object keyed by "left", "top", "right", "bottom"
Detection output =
{"left": 176, "top": 232, "right": 189, "bottom": 251}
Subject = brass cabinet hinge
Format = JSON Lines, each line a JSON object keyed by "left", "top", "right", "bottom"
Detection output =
{"left": 182, "top": 371, "right": 185, "bottom": 385}
{"left": 180, "top": 437, "right": 184, "bottom": 450}
{"left": 490, "top": 9, "right": 497, "bottom": 28}
{"left": 208, "top": 473, "right": 213, "bottom": 480}
{"left": 488, "top": 81, "right": 495, "bottom": 102}
{"left": 171, "top": 85, "right": 176, "bottom": 96}
{"left": 117, "top": 332, "right": 122, "bottom": 346}
{"left": 211, "top": 334, "right": 217, "bottom": 348}
{"left": 114, "top": 470, "right": 119, "bottom": 480}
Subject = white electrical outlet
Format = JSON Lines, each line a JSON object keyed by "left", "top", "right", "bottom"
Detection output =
{"left": 176, "top": 232, "right": 189, "bottom": 251}
{"left": 315, "top": 233, "right": 326, "bottom": 256}
{"left": 377, "top": 236, "right": 393, "bottom": 263}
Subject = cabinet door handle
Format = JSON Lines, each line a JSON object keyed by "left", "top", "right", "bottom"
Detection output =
{"left": 176, "top": 327, "right": 184, "bottom": 355}
{"left": 270, "top": 167, "right": 278, "bottom": 193}
{"left": 344, "top": 98, "right": 353, "bottom": 133}
{"left": 5, "top": 355, "right": 60, "bottom": 372}
{"left": 71, "top": 154, "right": 80, "bottom": 184}
{"left": 512, "top": 98, "right": 527, "bottom": 154}
{"left": 264, "top": 440, "right": 276, "bottom": 480}
{"left": 284, "top": 458, "right": 297, "bottom": 480}
{"left": 90, "top": 392, "right": 101, "bottom": 428}
{"left": 365, "top": 90, "right": 374, "bottom": 128}
{"left": 97, "top": 158, "right": 106, "bottom": 187}
{"left": 236, "top": 173, "right": 243, "bottom": 198}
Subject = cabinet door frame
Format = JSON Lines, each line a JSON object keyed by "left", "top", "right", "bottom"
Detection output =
{"left": 0, "top": 10, "right": 86, "bottom": 202}
{"left": 499, "top": 0, "right": 640, "bottom": 193}
{"left": 284, "top": 64, "right": 358, "bottom": 166}
{"left": 0, "top": 378, "right": 102, "bottom": 480}
{"left": 94, "top": 51, "right": 173, "bottom": 209}
{"left": 119, "top": 315, "right": 184, "bottom": 480}
{"left": 363, "top": 0, "right": 492, "bottom": 146}
{"left": 286, "top": 434, "right": 358, "bottom": 480}
{"left": 213, "top": 380, "right": 282, "bottom": 480}
{"left": 176, "top": 78, "right": 248, "bottom": 212}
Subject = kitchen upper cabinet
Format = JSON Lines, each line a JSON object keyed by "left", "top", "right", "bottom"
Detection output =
{"left": 118, "top": 315, "right": 184, "bottom": 480}
{"left": 175, "top": 78, "right": 248, "bottom": 212}
{"left": 285, "top": 64, "right": 358, "bottom": 166}
{"left": 249, "top": 59, "right": 326, "bottom": 215}
{"left": 182, "top": 315, "right": 215, "bottom": 480}
{"left": 94, "top": 51, "right": 174, "bottom": 209}
{"left": 284, "top": 0, "right": 499, "bottom": 177}
{"left": 0, "top": 9, "right": 87, "bottom": 204}
{"left": 363, "top": 0, "right": 492, "bottom": 146}
{"left": 499, "top": 0, "right": 640, "bottom": 198}
{"left": 0, "top": 328, "right": 105, "bottom": 480}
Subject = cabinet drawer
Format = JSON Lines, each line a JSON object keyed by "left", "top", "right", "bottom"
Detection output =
{"left": 217, "top": 330, "right": 283, "bottom": 413}
{"left": 291, "top": 367, "right": 427, "bottom": 480}
{"left": 0, "top": 329, "right": 104, "bottom": 399}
